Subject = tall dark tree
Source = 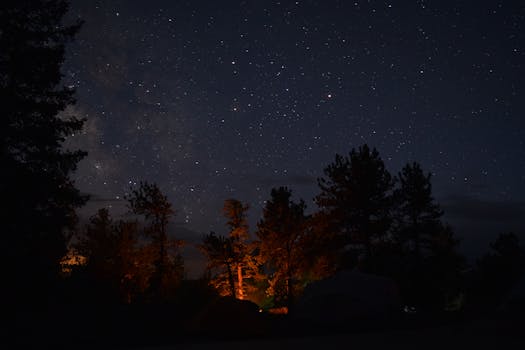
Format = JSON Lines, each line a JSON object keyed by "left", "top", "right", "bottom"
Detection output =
{"left": 72, "top": 209, "right": 146, "bottom": 304}
{"left": 315, "top": 144, "right": 394, "bottom": 268}
{"left": 393, "top": 162, "right": 443, "bottom": 257}
{"left": 390, "top": 163, "right": 464, "bottom": 310}
{"left": 77, "top": 209, "right": 117, "bottom": 279}
{"left": 126, "top": 181, "right": 183, "bottom": 301}
{"left": 199, "top": 232, "right": 237, "bottom": 297}
{"left": 1, "top": 0, "right": 86, "bottom": 304}
{"left": 473, "top": 233, "right": 525, "bottom": 308}
{"left": 257, "top": 187, "right": 309, "bottom": 310}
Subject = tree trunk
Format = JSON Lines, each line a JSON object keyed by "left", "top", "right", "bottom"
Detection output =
{"left": 226, "top": 263, "right": 236, "bottom": 298}
{"left": 237, "top": 264, "right": 244, "bottom": 299}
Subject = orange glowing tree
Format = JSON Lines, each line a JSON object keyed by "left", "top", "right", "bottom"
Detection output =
{"left": 256, "top": 187, "right": 310, "bottom": 310}
{"left": 200, "top": 199, "right": 260, "bottom": 300}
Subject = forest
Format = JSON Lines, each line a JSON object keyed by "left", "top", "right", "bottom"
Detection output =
{"left": 4, "top": 1, "right": 524, "bottom": 347}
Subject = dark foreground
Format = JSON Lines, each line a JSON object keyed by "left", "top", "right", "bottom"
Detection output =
{"left": 166, "top": 317, "right": 524, "bottom": 350}
{"left": 11, "top": 304, "right": 524, "bottom": 350}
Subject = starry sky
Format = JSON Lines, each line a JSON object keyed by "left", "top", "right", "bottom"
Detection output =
{"left": 63, "top": 0, "right": 525, "bottom": 272}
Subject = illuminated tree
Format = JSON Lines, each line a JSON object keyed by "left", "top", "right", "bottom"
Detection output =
{"left": 316, "top": 144, "right": 394, "bottom": 268}
{"left": 223, "top": 199, "right": 261, "bottom": 299}
{"left": 200, "top": 232, "right": 237, "bottom": 297}
{"left": 257, "top": 187, "right": 309, "bottom": 310}
{"left": 200, "top": 199, "right": 260, "bottom": 299}
{"left": 1, "top": 0, "right": 86, "bottom": 304}
{"left": 126, "top": 181, "right": 183, "bottom": 301}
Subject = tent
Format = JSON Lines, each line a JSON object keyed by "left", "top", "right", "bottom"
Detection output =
{"left": 294, "top": 269, "right": 400, "bottom": 324}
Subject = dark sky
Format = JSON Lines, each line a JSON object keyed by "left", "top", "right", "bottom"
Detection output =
{"left": 63, "top": 0, "right": 525, "bottom": 273}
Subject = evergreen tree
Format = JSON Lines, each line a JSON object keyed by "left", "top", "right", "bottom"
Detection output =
{"left": 72, "top": 209, "right": 147, "bottom": 304}
{"left": 392, "top": 163, "right": 464, "bottom": 310}
{"left": 257, "top": 187, "right": 309, "bottom": 310}
{"left": 77, "top": 209, "right": 118, "bottom": 280}
{"left": 199, "top": 232, "right": 237, "bottom": 297}
{"left": 474, "top": 233, "right": 525, "bottom": 308}
{"left": 126, "top": 181, "right": 183, "bottom": 302}
{"left": 393, "top": 162, "right": 443, "bottom": 257}
{"left": 200, "top": 199, "right": 260, "bottom": 299}
{"left": 223, "top": 199, "right": 258, "bottom": 300}
{"left": 1, "top": 0, "right": 86, "bottom": 304}
{"left": 315, "top": 144, "right": 394, "bottom": 268}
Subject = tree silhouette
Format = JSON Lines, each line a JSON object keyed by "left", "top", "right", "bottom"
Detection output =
{"left": 383, "top": 163, "right": 465, "bottom": 310}
{"left": 126, "top": 181, "right": 183, "bottom": 302}
{"left": 1, "top": 0, "right": 86, "bottom": 305}
{"left": 73, "top": 209, "right": 147, "bottom": 303}
{"left": 393, "top": 162, "right": 443, "bottom": 257}
{"left": 200, "top": 232, "right": 238, "bottom": 297}
{"left": 257, "top": 187, "right": 309, "bottom": 311}
{"left": 474, "top": 233, "right": 525, "bottom": 308}
{"left": 422, "top": 224, "right": 465, "bottom": 311}
{"left": 77, "top": 209, "right": 118, "bottom": 279}
{"left": 315, "top": 144, "right": 394, "bottom": 268}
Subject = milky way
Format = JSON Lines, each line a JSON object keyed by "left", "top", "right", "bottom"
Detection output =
{"left": 63, "top": 1, "right": 525, "bottom": 262}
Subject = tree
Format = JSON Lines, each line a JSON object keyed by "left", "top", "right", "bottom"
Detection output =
{"left": 315, "top": 144, "right": 394, "bottom": 268}
{"left": 200, "top": 199, "right": 260, "bottom": 299}
{"left": 200, "top": 232, "right": 237, "bottom": 297}
{"left": 420, "top": 224, "right": 465, "bottom": 311}
{"left": 389, "top": 163, "right": 464, "bottom": 310}
{"left": 1, "top": 0, "right": 86, "bottom": 304}
{"left": 223, "top": 199, "right": 260, "bottom": 299}
{"left": 126, "top": 181, "right": 183, "bottom": 301}
{"left": 392, "top": 162, "right": 443, "bottom": 257}
{"left": 257, "top": 187, "right": 309, "bottom": 310}
{"left": 72, "top": 209, "right": 147, "bottom": 304}
{"left": 474, "top": 233, "right": 525, "bottom": 308}
{"left": 77, "top": 209, "right": 117, "bottom": 280}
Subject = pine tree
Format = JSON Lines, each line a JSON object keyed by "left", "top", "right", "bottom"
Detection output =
{"left": 393, "top": 162, "right": 443, "bottom": 257}
{"left": 257, "top": 187, "right": 309, "bottom": 310}
{"left": 200, "top": 232, "right": 237, "bottom": 297}
{"left": 1, "top": 0, "right": 86, "bottom": 304}
{"left": 200, "top": 199, "right": 260, "bottom": 299}
{"left": 315, "top": 144, "right": 394, "bottom": 268}
{"left": 223, "top": 199, "right": 250, "bottom": 299}
{"left": 72, "top": 209, "right": 147, "bottom": 304}
{"left": 126, "top": 181, "right": 183, "bottom": 302}
{"left": 475, "top": 233, "right": 525, "bottom": 307}
{"left": 392, "top": 163, "right": 464, "bottom": 310}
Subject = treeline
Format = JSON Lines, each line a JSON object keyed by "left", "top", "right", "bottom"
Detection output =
{"left": 64, "top": 145, "right": 525, "bottom": 316}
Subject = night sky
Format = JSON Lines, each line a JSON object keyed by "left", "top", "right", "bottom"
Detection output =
{"left": 63, "top": 1, "right": 525, "bottom": 273}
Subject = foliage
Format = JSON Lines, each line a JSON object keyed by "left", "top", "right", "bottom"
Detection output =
{"left": 1, "top": 0, "right": 86, "bottom": 304}
{"left": 315, "top": 144, "right": 394, "bottom": 267}
{"left": 256, "top": 187, "right": 311, "bottom": 309}
{"left": 392, "top": 162, "right": 443, "bottom": 256}
{"left": 200, "top": 232, "right": 238, "bottom": 297}
{"left": 126, "top": 181, "right": 184, "bottom": 302}
{"left": 472, "top": 233, "right": 525, "bottom": 308}
{"left": 200, "top": 199, "right": 261, "bottom": 300}
{"left": 72, "top": 209, "right": 149, "bottom": 303}
{"left": 385, "top": 163, "right": 465, "bottom": 310}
